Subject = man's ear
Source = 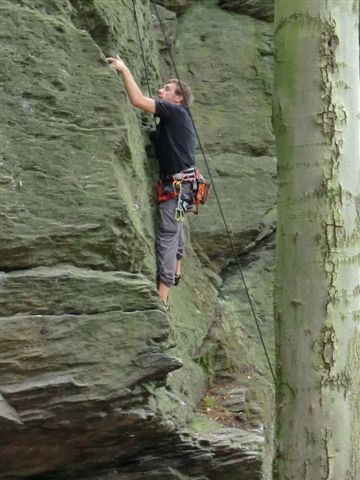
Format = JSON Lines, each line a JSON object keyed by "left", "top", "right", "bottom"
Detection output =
{"left": 175, "top": 95, "right": 183, "bottom": 104}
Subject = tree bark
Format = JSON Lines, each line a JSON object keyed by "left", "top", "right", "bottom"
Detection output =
{"left": 273, "top": 1, "right": 360, "bottom": 479}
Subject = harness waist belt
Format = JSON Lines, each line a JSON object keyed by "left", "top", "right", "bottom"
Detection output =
{"left": 162, "top": 166, "right": 196, "bottom": 182}
{"left": 182, "top": 166, "right": 196, "bottom": 173}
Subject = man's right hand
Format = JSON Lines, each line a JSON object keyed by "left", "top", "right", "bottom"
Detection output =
{"left": 106, "top": 55, "right": 128, "bottom": 74}
{"left": 106, "top": 55, "right": 155, "bottom": 114}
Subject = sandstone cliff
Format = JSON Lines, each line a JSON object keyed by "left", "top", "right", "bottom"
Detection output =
{"left": 0, "top": 1, "right": 275, "bottom": 479}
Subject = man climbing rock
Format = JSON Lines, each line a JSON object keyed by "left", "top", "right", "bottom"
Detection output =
{"left": 106, "top": 56, "right": 196, "bottom": 308}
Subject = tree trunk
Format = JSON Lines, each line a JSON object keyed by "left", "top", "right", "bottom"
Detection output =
{"left": 273, "top": 1, "right": 360, "bottom": 479}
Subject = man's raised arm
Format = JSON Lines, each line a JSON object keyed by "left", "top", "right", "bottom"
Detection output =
{"left": 106, "top": 56, "right": 155, "bottom": 114}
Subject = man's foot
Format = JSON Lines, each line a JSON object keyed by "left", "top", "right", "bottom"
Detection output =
{"left": 174, "top": 274, "right": 182, "bottom": 286}
{"left": 158, "top": 280, "right": 170, "bottom": 304}
{"left": 161, "top": 300, "right": 170, "bottom": 311}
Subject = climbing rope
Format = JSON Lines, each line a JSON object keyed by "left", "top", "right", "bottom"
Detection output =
{"left": 132, "top": 0, "right": 276, "bottom": 383}
{"left": 131, "top": 0, "right": 157, "bottom": 130}
{"left": 131, "top": 0, "right": 152, "bottom": 97}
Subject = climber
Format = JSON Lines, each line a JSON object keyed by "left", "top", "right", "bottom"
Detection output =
{"left": 106, "top": 55, "right": 196, "bottom": 308}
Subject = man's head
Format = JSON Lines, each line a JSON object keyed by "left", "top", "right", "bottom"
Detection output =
{"left": 158, "top": 79, "right": 193, "bottom": 106}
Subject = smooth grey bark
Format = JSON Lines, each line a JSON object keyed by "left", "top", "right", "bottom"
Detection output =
{"left": 273, "top": 1, "right": 360, "bottom": 479}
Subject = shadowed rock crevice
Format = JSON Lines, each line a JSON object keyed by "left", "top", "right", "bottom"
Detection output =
{"left": 69, "top": 0, "right": 119, "bottom": 55}
{"left": 155, "top": 0, "right": 192, "bottom": 16}
{"left": 218, "top": 0, "right": 274, "bottom": 22}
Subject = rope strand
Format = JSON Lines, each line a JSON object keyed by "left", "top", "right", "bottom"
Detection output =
{"left": 131, "top": 0, "right": 157, "bottom": 130}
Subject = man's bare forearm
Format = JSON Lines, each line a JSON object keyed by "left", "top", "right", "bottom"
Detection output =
{"left": 107, "top": 56, "right": 155, "bottom": 113}
{"left": 119, "top": 66, "right": 143, "bottom": 106}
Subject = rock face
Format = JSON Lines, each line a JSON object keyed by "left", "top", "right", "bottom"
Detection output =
{"left": 0, "top": 1, "right": 275, "bottom": 479}
{"left": 0, "top": 0, "right": 157, "bottom": 273}
{"left": 151, "top": 2, "right": 178, "bottom": 77}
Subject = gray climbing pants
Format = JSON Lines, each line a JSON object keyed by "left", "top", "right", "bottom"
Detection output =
{"left": 156, "top": 183, "right": 192, "bottom": 288}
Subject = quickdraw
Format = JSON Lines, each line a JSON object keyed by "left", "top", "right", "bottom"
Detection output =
{"left": 174, "top": 177, "right": 184, "bottom": 222}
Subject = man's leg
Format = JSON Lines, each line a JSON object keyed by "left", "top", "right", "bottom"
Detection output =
{"left": 156, "top": 198, "right": 181, "bottom": 304}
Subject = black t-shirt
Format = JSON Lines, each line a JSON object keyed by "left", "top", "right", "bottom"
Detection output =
{"left": 154, "top": 100, "right": 196, "bottom": 176}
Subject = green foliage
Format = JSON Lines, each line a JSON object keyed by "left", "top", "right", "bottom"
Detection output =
{"left": 198, "top": 352, "right": 213, "bottom": 374}
{"left": 202, "top": 394, "right": 216, "bottom": 409}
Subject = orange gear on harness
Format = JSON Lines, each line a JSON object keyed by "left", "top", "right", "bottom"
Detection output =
{"left": 193, "top": 169, "right": 210, "bottom": 215}
{"left": 156, "top": 180, "right": 178, "bottom": 203}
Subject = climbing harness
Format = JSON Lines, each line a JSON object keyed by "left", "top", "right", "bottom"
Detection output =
{"left": 131, "top": 0, "right": 276, "bottom": 383}
{"left": 156, "top": 167, "right": 201, "bottom": 221}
